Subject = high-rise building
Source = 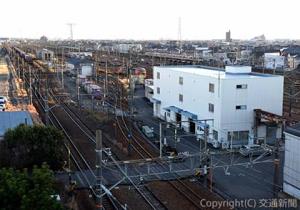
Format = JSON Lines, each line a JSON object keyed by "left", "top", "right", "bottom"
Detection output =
{"left": 226, "top": 30, "right": 231, "bottom": 42}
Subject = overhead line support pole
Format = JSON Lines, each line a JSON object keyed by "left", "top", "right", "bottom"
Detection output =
{"left": 96, "top": 130, "right": 103, "bottom": 210}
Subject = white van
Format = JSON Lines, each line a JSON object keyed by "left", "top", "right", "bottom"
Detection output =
{"left": 142, "top": 126, "right": 154, "bottom": 138}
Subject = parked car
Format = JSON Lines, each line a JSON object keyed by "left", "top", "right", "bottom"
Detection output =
{"left": 142, "top": 125, "right": 154, "bottom": 138}
{"left": 239, "top": 144, "right": 272, "bottom": 157}
{"left": 166, "top": 153, "right": 186, "bottom": 163}
{"left": 0, "top": 96, "right": 7, "bottom": 103}
{"left": 0, "top": 103, "right": 5, "bottom": 111}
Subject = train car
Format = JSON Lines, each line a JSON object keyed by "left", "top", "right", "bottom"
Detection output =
{"left": 13, "top": 47, "right": 35, "bottom": 64}
{"left": 25, "top": 54, "right": 33, "bottom": 63}
{"left": 82, "top": 81, "right": 93, "bottom": 92}
{"left": 77, "top": 75, "right": 87, "bottom": 85}
{"left": 92, "top": 88, "right": 102, "bottom": 100}
{"left": 82, "top": 82, "right": 102, "bottom": 100}
{"left": 87, "top": 84, "right": 101, "bottom": 95}
{"left": 131, "top": 67, "right": 147, "bottom": 85}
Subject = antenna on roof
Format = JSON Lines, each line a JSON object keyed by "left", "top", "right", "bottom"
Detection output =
{"left": 177, "top": 17, "right": 182, "bottom": 54}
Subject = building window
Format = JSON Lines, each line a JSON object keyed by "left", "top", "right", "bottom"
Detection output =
{"left": 209, "top": 83, "right": 215, "bottom": 93}
{"left": 209, "top": 103, "right": 214, "bottom": 113}
{"left": 156, "top": 87, "right": 160, "bottom": 94}
{"left": 236, "top": 84, "right": 247, "bottom": 89}
{"left": 179, "top": 94, "right": 183, "bottom": 102}
{"left": 179, "top": 76, "right": 183, "bottom": 85}
{"left": 167, "top": 112, "right": 170, "bottom": 117}
{"left": 213, "top": 130, "right": 218, "bottom": 140}
{"left": 236, "top": 105, "right": 247, "bottom": 110}
{"left": 157, "top": 72, "right": 160, "bottom": 79}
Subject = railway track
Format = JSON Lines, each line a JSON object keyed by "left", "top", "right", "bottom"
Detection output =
{"left": 55, "top": 95, "right": 168, "bottom": 210}
{"left": 95, "top": 67, "right": 214, "bottom": 209}
{"left": 113, "top": 78, "right": 208, "bottom": 210}
{"left": 11, "top": 53, "right": 117, "bottom": 210}
{"left": 13, "top": 47, "right": 217, "bottom": 209}
{"left": 117, "top": 117, "right": 207, "bottom": 209}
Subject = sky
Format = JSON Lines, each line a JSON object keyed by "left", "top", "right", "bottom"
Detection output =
{"left": 1, "top": 0, "right": 299, "bottom": 40}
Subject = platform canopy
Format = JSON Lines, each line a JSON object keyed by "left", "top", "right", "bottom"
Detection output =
{"left": 150, "top": 98, "right": 161, "bottom": 104}
{"left": 164, "top": 106, "right": 183, "bottom": 113}
{"left": 181, "top": 110, "right": 198, "bottom": 120}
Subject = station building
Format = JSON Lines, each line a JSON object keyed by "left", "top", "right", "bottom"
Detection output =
{"left": 152, "top": 65, "right": 284, "bottom": 148}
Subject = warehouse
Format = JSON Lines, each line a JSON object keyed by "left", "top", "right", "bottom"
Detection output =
{"left": 284, "top": 124, "right": 300, "bottom": 199}
{"left": 152, "top": 65, "right": 284, "bottom": 148}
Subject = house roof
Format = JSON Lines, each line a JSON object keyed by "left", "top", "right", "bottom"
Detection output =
{"left": 0, "top": 111, "right": 33, "bottom": 138}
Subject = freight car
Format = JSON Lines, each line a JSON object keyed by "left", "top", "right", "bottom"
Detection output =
{"left": 13, "top": 47, "right": 36, "bottom": 63}
{"left": 81, "top": 81, "right": 102, "bottom": 100}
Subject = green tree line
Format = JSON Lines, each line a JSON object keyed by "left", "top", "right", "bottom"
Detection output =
{"left": 0, "top": 164, "right": 64, "bottom": 210}
{"left": 0, "top": 124, "right": 66, "bottom": 170}
{"left": 0, "top": 125, "right": 67, "bottom": 210}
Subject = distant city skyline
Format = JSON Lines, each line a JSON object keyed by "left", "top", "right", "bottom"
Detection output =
{"left": 1, "top": 0, "right": 299, "bottom": 40}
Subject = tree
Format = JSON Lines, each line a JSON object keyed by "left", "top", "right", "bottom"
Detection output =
{"left": 0, "top": 164, "right": 64, "bottom": 210}
{"left": 0, "top": 124, "right": 66, "bottom": 170}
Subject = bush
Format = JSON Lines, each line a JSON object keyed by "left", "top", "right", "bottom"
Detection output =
{"left": 0, "top": 124, "right": 66, "bottom": 170}
{"left": 0, "top": 164, "right": 64, "bottom": 210}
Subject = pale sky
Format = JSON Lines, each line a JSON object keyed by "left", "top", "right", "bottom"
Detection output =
{"left": 1, "top": 0, "right": 299, "bottom": 40}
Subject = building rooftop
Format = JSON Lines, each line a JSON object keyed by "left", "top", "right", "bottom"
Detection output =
{"left": 0, "top": 111, "right": 33, "bottom": 138}
{"left": 155, "top": 65, "right": 280, "bottom": 79}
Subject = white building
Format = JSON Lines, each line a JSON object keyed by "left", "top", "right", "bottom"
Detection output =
{"left": 37, "top": 49, "right": 54, "bottom": 61}
{"left": 80, "top": 64, "right": 93, "bottom": 77}
{"left": 194, "top": 47, "right": 212, "bottom": 59}
{"left": 240, "top": 50, "right": 252, "bottom": 60}
{"left": 113, "top": 44, "right": 143, "bottom": 53}
{"left": 264, "top": 53, "right": 285, "bottom": 70}
{"left": 284, "top": 124, "right": 300, "bottom": 199}
{"left": 152, "top": 65, "right": 283, "bottom": 148}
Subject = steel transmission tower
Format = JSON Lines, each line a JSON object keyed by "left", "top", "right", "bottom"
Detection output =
{"left": 67, "top": 23, "right": 75, "bottom": 40}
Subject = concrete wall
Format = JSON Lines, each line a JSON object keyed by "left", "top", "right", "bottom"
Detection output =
{"left": 283, "top": 132, "right": 300, "bottom": 199}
